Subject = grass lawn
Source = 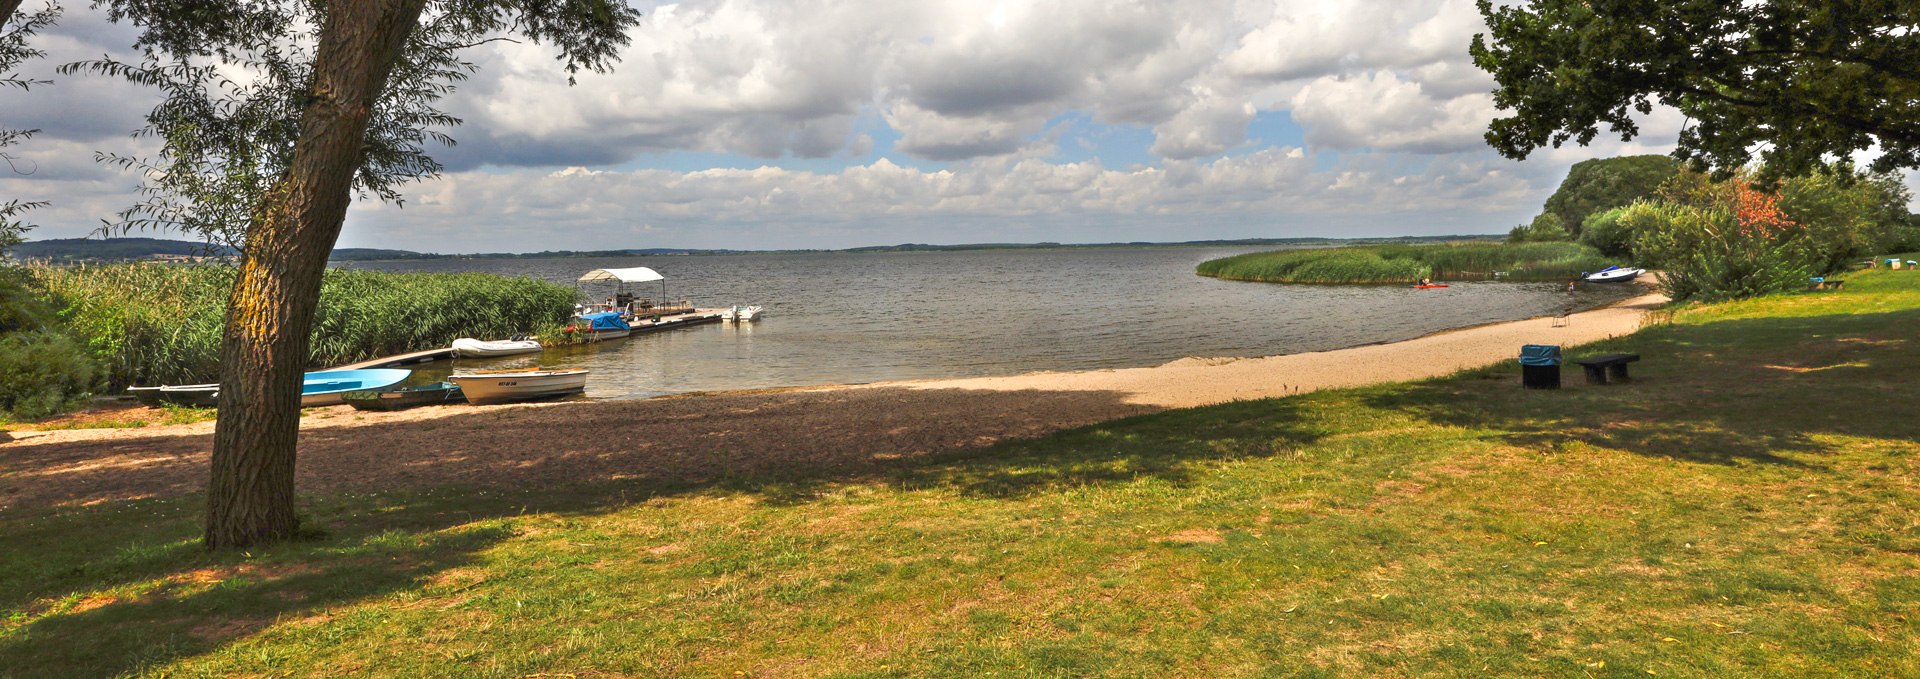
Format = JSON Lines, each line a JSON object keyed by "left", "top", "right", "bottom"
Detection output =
{"left": 4, "top": 269, "right": 1919, "bottom": 677}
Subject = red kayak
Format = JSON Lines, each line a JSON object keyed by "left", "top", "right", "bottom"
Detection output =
{"left": 1413, "top": 284, "right": 1449, "bottom": 289}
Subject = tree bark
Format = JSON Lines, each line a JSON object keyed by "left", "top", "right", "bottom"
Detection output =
{"left": 0, "top": 0, "right": 25, "bottom": 29}
{"left": 204, "top": 0, "right": 428, "bottom": 550}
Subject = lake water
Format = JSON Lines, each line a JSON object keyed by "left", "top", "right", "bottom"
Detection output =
{"left": 349, "top": 247, "right": 1632, "bottom": 399}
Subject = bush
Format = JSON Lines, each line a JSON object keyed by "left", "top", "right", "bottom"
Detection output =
{"left": 1541, "top": 155, "right": 1683, "bottom": 238}
{"left": 0, "top": 329, "right": 98, "bottom": 419}
{"left": 1578, "top": 206, "right": 1636, "bottom": 257}
{"left": 1631, "top": 180, "right": 1819, "bottom": 301}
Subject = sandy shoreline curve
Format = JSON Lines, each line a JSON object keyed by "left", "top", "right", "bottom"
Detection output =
{"left": 1, "top": 282, "right": 1669, "bottom": 509}
{"left": 856, "top": 282, "right": 1670, "bottom": 408}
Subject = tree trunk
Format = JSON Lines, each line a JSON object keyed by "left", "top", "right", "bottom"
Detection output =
{"left": 204, "top": 0, "right": 428, "bottom": 550}
{"left": 0, "top": 0, "right": 25, "bottom": 28}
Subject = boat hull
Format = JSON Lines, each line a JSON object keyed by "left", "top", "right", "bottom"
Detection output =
{"left": 301, "top": 369, "right": 412, "bottom": 407}
{"left": 452, "top": 337, "right": 544, "bottom": 358}
{"left": 155, "top": 384, "right": 220, "bottom": 407}
{"left": 344, "top": 382, "right": 464, "bottom": 411}
{"left": 450, "top": 370, "right": 588, "bottom": 405}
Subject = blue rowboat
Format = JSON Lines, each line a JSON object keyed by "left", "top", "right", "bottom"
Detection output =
{"left": 301, "top": 369, "right": 412, "bottom": 407}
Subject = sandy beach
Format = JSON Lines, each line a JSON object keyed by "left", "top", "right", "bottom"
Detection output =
{"left": 2, "top": 283, "right": 1668, "bottom": 510}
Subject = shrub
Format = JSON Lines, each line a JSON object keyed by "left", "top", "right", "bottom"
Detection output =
{"left": 0, "top": 329, "right": 98, "bottom": 419}
{"left": 1632, "top": 180, "right": 1819, "bottom": 301}
{"left": 1578, "top": 206, "right": 1635, "bottom": 257}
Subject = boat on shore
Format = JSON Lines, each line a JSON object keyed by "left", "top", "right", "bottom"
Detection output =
{"left": 1581, "top": 265, "right": 1645, "bottom": 283}
{"left": 301, "top": 369, "right": 413, "bottom": 407}
{"left": 450, "top": 368, "right": 589, "bottom": 405}
{"left": 154, "top": 384, "right": 220, "bottom": 407}
{"left": 453, "top": 336, "right": 543, "bottom": 358}
{"left": 343, "top": 381, "right": 464, "bottom": 411}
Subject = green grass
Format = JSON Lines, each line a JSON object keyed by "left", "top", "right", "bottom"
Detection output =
{"left": 5, "top": 269, "right": 1920, "bottom": 676}
{"left": 26, "top": 262, "right": 575, "bottom": 388}
{"left": 1198, "top": 241, "right": 1617, "bottom": 284}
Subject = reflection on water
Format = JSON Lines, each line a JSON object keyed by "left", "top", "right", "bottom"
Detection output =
{"left": 350, "top": 247, "right": 1634, "bottom": 398}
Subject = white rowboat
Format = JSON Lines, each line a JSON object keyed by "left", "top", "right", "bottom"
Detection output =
{"left": 450, "top": 368, "right": 589, "bottom": 405}
{"left": 452, "top": 337, "right": 544, "bottom": 358}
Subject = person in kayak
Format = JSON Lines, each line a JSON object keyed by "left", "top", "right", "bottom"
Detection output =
{"left": 1419, "top": 277, "right": 1432, "bottom": 286}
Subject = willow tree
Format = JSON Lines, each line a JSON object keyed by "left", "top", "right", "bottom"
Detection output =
{"left": 77, "top": 0, "right": 640, "bottom": 548}
{"left": 1, "top": 0, "right": 59, "bottom": 253}
{"left": 1472, "top": 0, "right": 1920, "bottom": 177}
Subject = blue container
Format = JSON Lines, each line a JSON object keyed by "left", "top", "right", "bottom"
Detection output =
{"left": 1519, "top": 344, "right": 1562, "bottom": 367}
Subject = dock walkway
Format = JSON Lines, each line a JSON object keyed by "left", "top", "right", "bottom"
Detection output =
{"left": 332, "top": 309, "right": 729, "bottom": 367}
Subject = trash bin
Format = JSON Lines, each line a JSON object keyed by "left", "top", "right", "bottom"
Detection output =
{"left": 1520, "top": 344, "right": 1562, "bottom": 390}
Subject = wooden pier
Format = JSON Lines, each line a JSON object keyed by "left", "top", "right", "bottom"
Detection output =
{"left": 332, "top": 309, "right": 728, "bottom": 368}
{"left": 331, "top": 346, "right": 457, "bottom": 371}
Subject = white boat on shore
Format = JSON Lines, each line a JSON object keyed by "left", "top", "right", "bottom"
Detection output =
{"left": 452, "top": 337, "right": 544, "bottom": 358}
{"left": 1581, "top": 265, "right": 1645, "bottom": 283}
{"left": 450, "top": 368, "right": 589, "bottom": 405}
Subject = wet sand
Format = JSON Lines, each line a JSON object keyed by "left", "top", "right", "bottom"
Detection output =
{"left": 1, "top": 283, "right": 1667, "bottom": 510}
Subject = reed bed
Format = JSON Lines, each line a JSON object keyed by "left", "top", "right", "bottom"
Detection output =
{"left": 1197, "top": 241, "right": 1616, "bottom": 284}
{"left": 27, "top": 262, "right": 575, "bottom": 388}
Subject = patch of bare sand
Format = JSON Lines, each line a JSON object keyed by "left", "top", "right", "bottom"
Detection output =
{"left": 1, "top": 283, "right": 1667, "bottom": 509}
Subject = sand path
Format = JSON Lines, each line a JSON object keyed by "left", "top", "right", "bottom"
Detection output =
{"left": 2, "top": 283, "right": 1668, "bottom": 509}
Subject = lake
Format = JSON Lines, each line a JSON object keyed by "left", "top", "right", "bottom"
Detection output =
{"left": 349, "top": 247, "right": 1633, "bottom": 398}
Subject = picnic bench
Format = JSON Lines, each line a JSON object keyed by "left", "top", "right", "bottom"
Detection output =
{"left": 1573, "top": 353, "right": 1639, "bottom": 385}
{"left": 1809, "top": 278, "right": 1846, "bottom": 291}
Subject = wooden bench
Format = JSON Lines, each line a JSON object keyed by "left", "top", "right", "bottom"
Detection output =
{"left": 1573, "top": 353, "right": 1640, "bottom": 385}
{"left": 1813, "top": 279, "right": 1845, "bottom": 290}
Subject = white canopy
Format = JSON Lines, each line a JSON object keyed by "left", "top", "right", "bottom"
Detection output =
{"left": 578, "top": 266, "right": 664, "bottom": 283}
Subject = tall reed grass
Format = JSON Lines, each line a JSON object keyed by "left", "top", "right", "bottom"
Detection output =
{"left": 28, "top": 262, "right": 575, "bottom": 387}
{"left": 1196, "top": 242, "right": 1616, "bottom": 284}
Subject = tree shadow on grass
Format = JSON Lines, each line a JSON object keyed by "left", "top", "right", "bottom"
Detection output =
{"left": 1357, "top": 308, "right": 1920, "bottom": 468}
{"left": 0, "top": 386, "right": 1335, "bottom": 676}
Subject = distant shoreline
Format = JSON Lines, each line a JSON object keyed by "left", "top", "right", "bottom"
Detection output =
{"left": 12, "top": 234, "right": 1508, "bottom": 264}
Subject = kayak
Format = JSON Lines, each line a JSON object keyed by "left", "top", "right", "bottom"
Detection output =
{"left": 1413, "top": 284, "right": 1449, "bottom": 289}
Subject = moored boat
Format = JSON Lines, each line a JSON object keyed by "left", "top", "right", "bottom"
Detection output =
{"left": 569, "top": 311, "right": 632, "bottom": 340}
{"left": 1580, "top": 265, "right": 1646, "bottom": 283}
{"left": 155, "top": 384, "right": 220, "bottom": 407}
{"left": 343, "top": 381, "right": 464, "bottom": 411}
{"left": 452, "top": 336, "right": 543, "bottom": 358}
{"left": 449, "top": 368, "right": 589, "bottom": 405}
{"left": 729, "top": 304, "right": 764, "bottom": 321}
{"left": 301, "top": 369, "right": 412, "bottom": 407}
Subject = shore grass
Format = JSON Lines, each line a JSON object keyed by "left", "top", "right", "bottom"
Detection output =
{"left": 26, "top": 262, "right": 575, "bottom": 388}
{"left": 1198, "top": 241, "right": 1616, "bottom": 284}
{"left": 5, "top": 269, "right": 1919, "bottom": 676}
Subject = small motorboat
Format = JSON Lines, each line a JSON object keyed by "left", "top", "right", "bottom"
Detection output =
{"left": 343, "top": 381, "right": 464, "bottom": 411}
{"left": 452, "top": 336, "right": 543, "bottom": 358}
{"left": 1580, "top": 265, "right": 1645, "bottom": 283}
{"left": 568, "top": 311, "right": 632, "bottom": 340}
{"left": 301, "top": 368, "right": 412, "bottom": 407}
{"left": 723, "top": 304, "right": 765, "bottom": 321}
{"left": 449, "top": 368, "right": 589, "bottom": 405}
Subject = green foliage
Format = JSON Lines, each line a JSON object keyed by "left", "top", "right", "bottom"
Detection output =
{"left": 0, "top": 269, "right": 99, "bottom": 419}
{"left": 0, "top": 328, "right": 97, "bottom": 418}
{"left": 1, "top": 0, "right": 61, "bottom": 254}
{"left": 1473, "top": 0, "right": 1920, "bottom": 177}
{"left": 1631, "top": 178, "right": 1817, "bottom": 302}
{"left": 1507, "top": 212, "right": 1571, "bottom": 243}
{"left": 26, "top": 263, "right": 575, "bottom": 388}
{"left": 1776, "top": 168, "right": 1914, "bottom": 273}
{"left": 1578, "top": 206, "right": 1635, "bottom": 257}
{"left": 1198, "top": 241, "right": 1612, "bottom": 284}
{"left": 1540, "top": 155, "right": 1682, "bottom": 236}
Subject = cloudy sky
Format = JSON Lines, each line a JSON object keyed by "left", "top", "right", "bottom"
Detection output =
{"left": 5, "top": 0, "right": 1696, "bottom": 253}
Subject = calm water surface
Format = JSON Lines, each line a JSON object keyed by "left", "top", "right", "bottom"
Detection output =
{"left": 350, "top": 247, "right": 1632, "bottom": 398}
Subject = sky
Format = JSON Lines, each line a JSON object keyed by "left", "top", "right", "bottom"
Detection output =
{"left": 3, "top": 0, "right": 1705, "bottom": 253}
